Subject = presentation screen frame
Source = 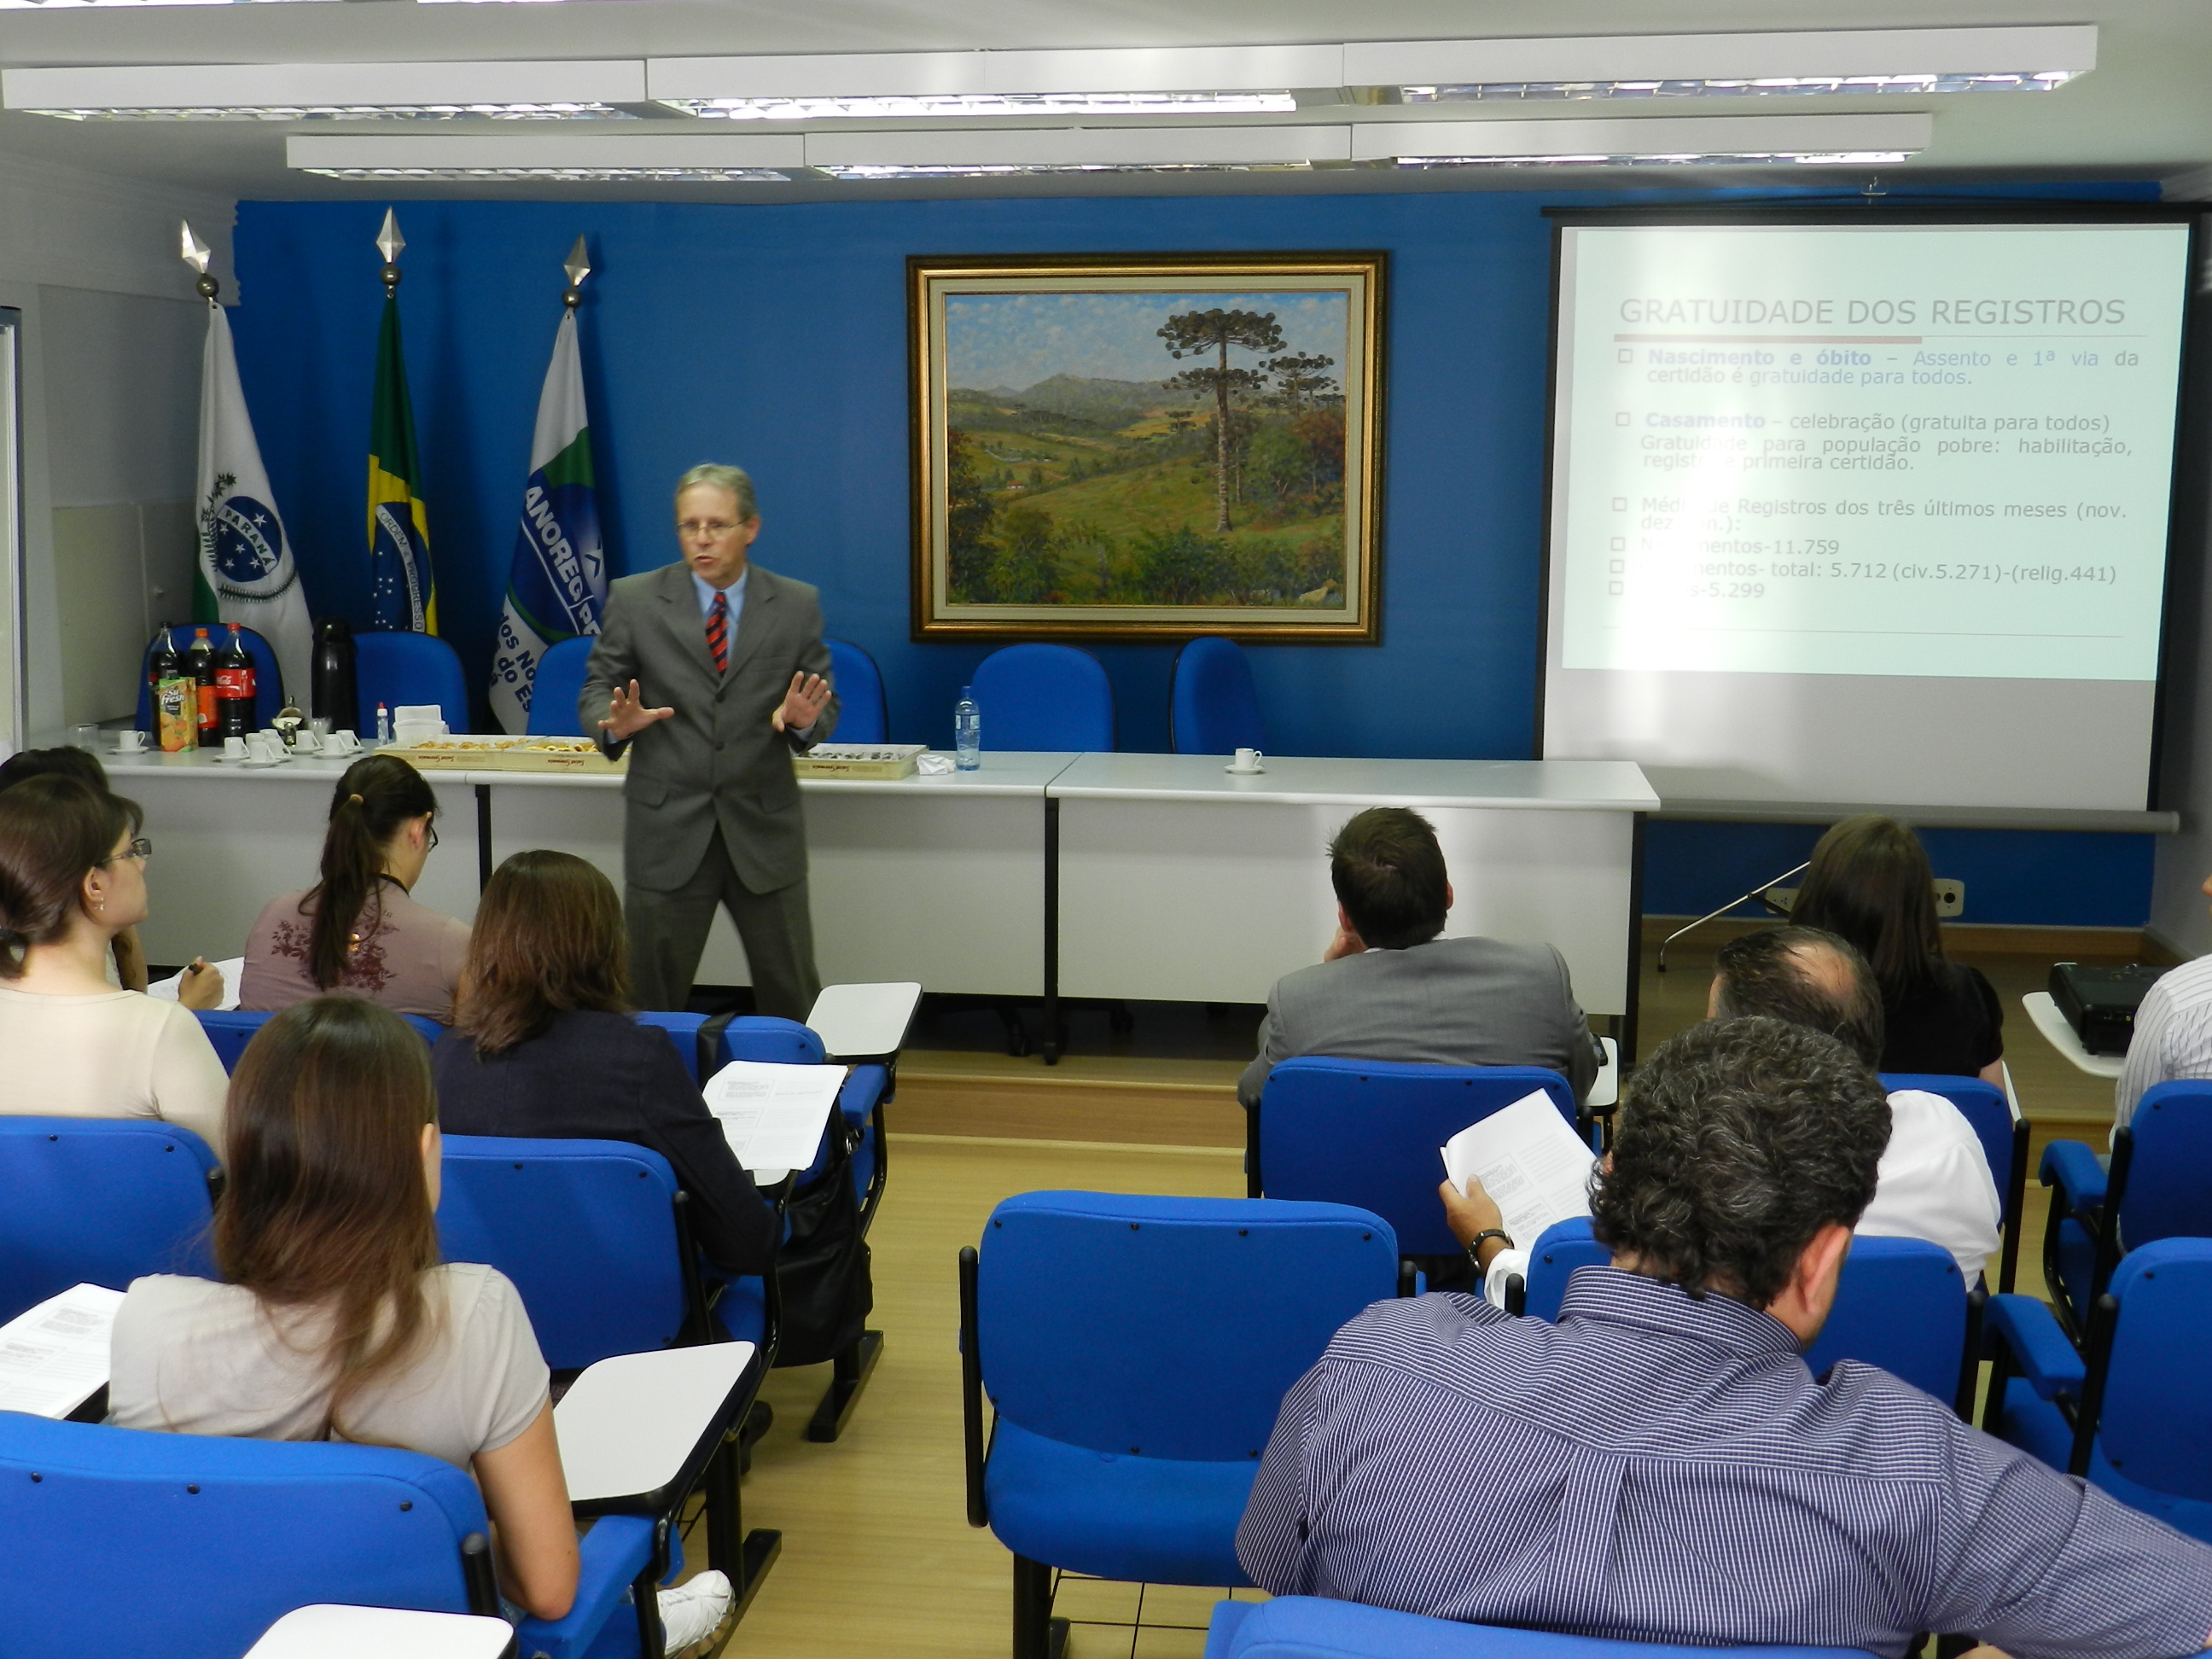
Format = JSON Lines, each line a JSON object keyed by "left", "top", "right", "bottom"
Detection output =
{"left": 1534, "top": 202, "right": 2203, "bottom": 823}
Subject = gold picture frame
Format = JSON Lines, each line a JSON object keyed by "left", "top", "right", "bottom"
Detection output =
{"left": 909, "top": 251, "right": 1386, "bottom": 642}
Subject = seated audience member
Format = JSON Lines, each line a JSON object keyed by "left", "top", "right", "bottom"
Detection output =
{"left": 0, "top": 775, "right": 227, "bottom": 1150}
{"left": 434, "top": 849, "right": 777, "bottom": 1278}
{"left": 240, "top": 754, "right": 469, "bottom": 1022}
{"left": 108, "top": 997, "right": 733, "bottom": 1648}
{"left": 2114, "top": 870, "right": 2212, "bottom": 1129}
{"left": 1237, "top": 806, "right": 1600, "bottom": 1111}
{"left": 0, "top": 746, "right": 219, "bottom": 1004}
{"left": 1240, "top": 1017, "right": 2212, "bottom": 1659}
{"left": 1789, "top": 814, "right": 2003, "bottom": 1082}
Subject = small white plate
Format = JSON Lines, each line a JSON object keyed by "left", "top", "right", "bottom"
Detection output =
{"left": 1225, "top": 763, "right": 1266, "bottom": 775}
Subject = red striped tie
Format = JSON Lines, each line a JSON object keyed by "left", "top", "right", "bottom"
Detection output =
{"left": 706, "top": 591, "right": 729, "bottom": 673}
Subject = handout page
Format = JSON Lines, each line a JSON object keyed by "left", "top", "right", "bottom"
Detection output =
{"left": 701, "top": 1061, "right": 847, "bottom": 1173}
{"left": 147, "top": 956, "right": 243, "bottom": 1011}
{"left": 0, "top": 1282, "right": 126, "bottom": 1418}
{"left": 1440, "top": 1090, "right": 1597, "bottom": 1247}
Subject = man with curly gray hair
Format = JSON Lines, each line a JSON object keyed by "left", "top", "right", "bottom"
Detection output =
{"left": 1238, "top": 1017, "right": 2212, "bottom": 1659}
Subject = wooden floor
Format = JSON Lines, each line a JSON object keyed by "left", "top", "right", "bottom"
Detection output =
{"left": 690, "top": 928, "right": 2134, "bottom": 1655}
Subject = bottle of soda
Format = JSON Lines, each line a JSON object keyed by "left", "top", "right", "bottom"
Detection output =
{"left": 216, "top": 623, "right": 256, "bottom": 741}
{"left": 145, "top": 626, "right": 178, "bottom": 718}
{"left": 185, "top": 627, "right": 219, "bottom": 747}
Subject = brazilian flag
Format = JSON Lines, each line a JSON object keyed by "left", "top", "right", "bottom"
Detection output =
{"left": 367, "top": 292, "right": 436, "bottom": 634}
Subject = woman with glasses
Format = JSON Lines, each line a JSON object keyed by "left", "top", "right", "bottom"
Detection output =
{"left": 240, "top": 754, "right": 470, "bottom": 1023}
{"left": 0, "top": 774, "right": 228, "bottom": 1149}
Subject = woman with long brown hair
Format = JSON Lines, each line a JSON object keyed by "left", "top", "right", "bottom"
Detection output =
{"left": 108, "top": 996, "right": 579, "bottom": 1620}
{"left": 1788, "top": 814, "right": 2005, "bottom": 1082}
{"left": 0, "top": 773, "right": 228, "bottom": 1148}
{"left": 239, "top": 754, "right": 469, "bottom": 1022}
{"left": 434, "top": 849, "right": 776, "bottom": 1278}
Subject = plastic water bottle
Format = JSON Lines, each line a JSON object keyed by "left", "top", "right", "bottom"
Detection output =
{"left": 375, "top": 702, "right": 393, "bottom": 746}
{"left": 954, "top": 685, "right": 981, "bottom": 771}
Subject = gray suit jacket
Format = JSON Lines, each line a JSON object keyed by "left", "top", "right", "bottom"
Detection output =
{"left": 580, "top": 561, "right": 839, "bottom": 894}
{"left": 1237, "top": 934, "right": 1602, "bottom": 1109}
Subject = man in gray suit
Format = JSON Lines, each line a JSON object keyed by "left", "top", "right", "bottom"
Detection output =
{"left": 581, "top": 463, "right": 839, "bottom": 1017}
{"left": 1238, "top": 806, "right": 1602, "bottom": 1110}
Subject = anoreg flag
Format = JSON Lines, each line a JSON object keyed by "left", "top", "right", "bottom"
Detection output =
{"left": 195, "top": 302, "right": 313, "bottom": 703}
{"left": 490, "top": 309, "right": 605, "bottom": 733}
{"left": 367, "top": 290, "right": 435, "bottom": 634}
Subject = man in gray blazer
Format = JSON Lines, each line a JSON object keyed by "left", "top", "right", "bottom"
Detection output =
{"left": 581, "top": 463, "right": 839, "bottom": 1017}
{"left": 1237, "top": 806, "right": 1602, "bottom": 1111}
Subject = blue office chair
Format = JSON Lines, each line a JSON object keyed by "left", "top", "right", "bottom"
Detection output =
{"left": 355, "top": 631, "right": 471, "bottom": 733}
{"left": 2040, "top": 1080, "right": 2212, "bottom": 1338}
{"left": 970, "top": 643, "right": 1114, "bottom": 752}
{"left": 1203, "top": 1597, "right": 1878, "bottom": 1659}
{"left": 827, "top": 637, "right": 888, "bottom": 743}
{"left": 962, "top": 1191, "right": 1400, "bottom": 1659}
{"left": 1883, "top": 1072, "right": 2025, "bottom": 1291}
{"left": 135, "top": 625, "right": 284, "bottom": 733}
{"left": 1508, "top": 1220, "right": 1976, "bottom": 1412}
{"left": 1169, "top": 635, "right": 1266, "bottom": 755}
{"left": 525, "top": 634, "right": 597, "bottom": 737}
{"left": 1985, "top": 1238, "right": 2212, "bottom": 1543}
{"left": 1257, "top": 1058, "right": 1582, "bottom": 1257}
{"left": 0, "top": 1412, "right": 654, "bottom": 1659}
{"left": 0, "top": 1118, "right": 220, "bottom": 1323}
{"left": 198, "top": 1009, "right": 442, "bottom": 1073}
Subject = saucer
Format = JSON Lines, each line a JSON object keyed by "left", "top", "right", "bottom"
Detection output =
{"left": 1225, "top": 763, "right": 1266, "bottom": 775}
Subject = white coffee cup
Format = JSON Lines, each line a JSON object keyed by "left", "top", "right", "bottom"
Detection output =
{"left": 247, "top": 732, "right": 282, "bottom": 763}
{"left": 112, "top": 729, "right": 148, "bottom": 754}
{"left": 221, "top": 735, "right": 250, "bottom": 760}
{"left": 324, "top": 730, "right": 361, "bottom": 756}
{"left": 1231, "top": 748, "right": 1266, "bottom": 773}
{"left": 290, "top": 727, "right": 322, "bottom": 754}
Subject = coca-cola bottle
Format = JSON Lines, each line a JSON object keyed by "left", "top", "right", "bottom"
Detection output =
{"left": 216, "top": 623, "right": 256, "bottom": 741}
{"left": 144, "top": 627, "right": 178, "bottom": 729}
{"left": 185, "top": 627, "right": 218, "bottom": 747}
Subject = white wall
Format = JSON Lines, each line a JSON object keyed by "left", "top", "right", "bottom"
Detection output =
{"left": 0, "top": 149, "right": 233, "bottom": 748}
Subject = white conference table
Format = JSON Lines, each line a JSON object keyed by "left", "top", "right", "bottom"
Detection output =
{"left": 106, "top": 746, "right": 1655, "bottom": 1062}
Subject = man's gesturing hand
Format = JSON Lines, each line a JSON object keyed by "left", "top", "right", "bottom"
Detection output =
{"left": 602, "top": 680, "right": 675, "bottom": 742}
{"left": 772, "top": 672, "right": 831, "bottom": 734}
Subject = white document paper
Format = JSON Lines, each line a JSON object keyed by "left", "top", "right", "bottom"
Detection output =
{"left": 701, "top": 1060, "right": 847, "bottom": 1173}
{"left": 147, "top": 956, "right": 243, "bottom": 1011}
{"left": 0, "top": 1282, "right": 125, "bottom": 1418}
{"left": 1441, "top": 1089, "right": 1597, "bottom": 1247}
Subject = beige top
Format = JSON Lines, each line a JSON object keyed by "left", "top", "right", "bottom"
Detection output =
{"left": 0, "top": 984, "right": 228, "bottom": 1154}
{"left": 239, "top": 882, "right": 470, "bottom": 1025}
{"left": 109, "top": 1262, "right": 549, "bottom": 1470}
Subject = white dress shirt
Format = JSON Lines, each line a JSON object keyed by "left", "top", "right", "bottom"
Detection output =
{"left": 2114, "top": 952, "right": 2212, "bottom": 1130}
{"left": 1484, "top": 1086, "right": 2003, "bottom": 1307}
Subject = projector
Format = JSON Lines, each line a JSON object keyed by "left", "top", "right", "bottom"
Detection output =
{"left": 2049, "top": 962, "right": 2170, "bottom": 1057}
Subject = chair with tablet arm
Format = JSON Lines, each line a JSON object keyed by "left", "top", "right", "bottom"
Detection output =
{"left": 2039, "top": 1079, "right": 2212, "bottom": 1339}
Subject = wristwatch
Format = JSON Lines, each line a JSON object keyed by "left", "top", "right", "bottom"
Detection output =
{"left": 1466, "top": 1229, "right": 1514, "bottom": 1269}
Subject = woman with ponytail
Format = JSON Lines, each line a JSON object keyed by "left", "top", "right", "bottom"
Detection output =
{"left": 240, "top": 754, "right": 469, "bottom": 1022}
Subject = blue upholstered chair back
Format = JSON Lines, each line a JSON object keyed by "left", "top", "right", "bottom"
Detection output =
{"left": 2098, "top": 1240, "right": 2212, "bottom": 1504}
{"left": 355, "top": 631, "right": 470, "bottom": 732}
{"left": 1880, "top": 1074, "right": 2013, "bottom": 1199}
{"left": 1204, "top": 1597, "right": 1878, "bottom": 1659}
{"left": 977, "top": 1191, "right": 1397, "bottom": 1461}
{"left": 436, "top": 1135, "right": 689, "bottom": 1371}
{"left": 826, "top": 637, "right": 888, "bottom": 743}
{"left": 1261, "top": 1059, "right": 1580, "bottom": 1258}
{"left": 0, "top": 1413, "right": 490, "bottom": 1659}
{"left": 0, "top": 1117, "right": 219, "bottom": 1322}
{"left": 970, "top": 643, "right": 1113, "bottom": 752}
{"left": 715, "top": 1013, "right": 827, "bottom": 1068}
{"left": 1521, "top": 1221, "right": 1966, "bottom": 1402}
{"left": 636, "top": 1010, "right": 710, "bottom": 1082}
{"left": 135, "top": 626, "right": 285, "bottom": 733}
{"left": 2121, "top": 1082, "right": 2212, "bottom": 1247}
{"left": 197, "top": 1009, "right": 443, "bottom": 1074}
{"left": 1169, "top": 635, "right": 1266, "bottom": 755}
{"left": 524, "top": 633, "right": 597, "bottom": 737}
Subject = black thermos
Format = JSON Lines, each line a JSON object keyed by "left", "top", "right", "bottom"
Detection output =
{"left": 310, "top": 617, "right": 359, "bottom": 734}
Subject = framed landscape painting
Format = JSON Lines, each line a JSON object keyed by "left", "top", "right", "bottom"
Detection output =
{"left": 908, "top": 252, "right": 1386, "bottom": 642}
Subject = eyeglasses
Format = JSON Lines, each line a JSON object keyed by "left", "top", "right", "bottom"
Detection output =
{"left": 678, "top": 518, "right": 743, "bottom": 538}
{"left": 107, "top": 836, "right": 152, "bottom": 864}
{"left": 426, "top": 821, "right": 439, "bottom": 852}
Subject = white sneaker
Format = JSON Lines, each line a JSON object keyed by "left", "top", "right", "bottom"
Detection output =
{"left": 659, "top": 1569, "right": 734, "bottom": 1654}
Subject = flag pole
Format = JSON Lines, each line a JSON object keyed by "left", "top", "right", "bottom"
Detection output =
{"left": 180, "top": 219, "right": 218, "bottom": 306}
{"left": 377, "top": 207, "right": 405, "bottom": 297}
{"left": 563, "top": 232, "right": 591, "bottom": 310}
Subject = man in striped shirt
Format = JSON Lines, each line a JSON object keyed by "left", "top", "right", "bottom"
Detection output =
{"left": 2116, "top": 874, "right": 2212, "bottom": 1127}
{"left": 1238, "top": 1018, "right": 2212, "bottom": 1659}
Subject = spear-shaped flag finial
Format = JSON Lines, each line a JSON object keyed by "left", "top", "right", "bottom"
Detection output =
{"left": 562, "top": 234, "right": 591, "bottom": 310}
{"left": 180, "top": 219, "right": 218, "bottom": 302}
{"left": 376, "top": 207, "right": 405, "bottom": 294}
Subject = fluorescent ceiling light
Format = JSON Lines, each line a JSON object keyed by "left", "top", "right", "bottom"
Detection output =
{"left": 0, "top": 0, "right": 335, "bottom": 8}
{"left": 668, "top": 92, "right": 1297, "bottom": 121}
{"left": 804, "top": 123, "right": 1351, "bottom": 173}
{"left": 1342, "top": 25, "right": 2093, "bottom": 101}
{"left": 3, "top": 60, "right": 644, "bottom": 119}
{"left": 1349, "top": 113, "right": 1930, "bottom": 166}
{"left": 287, "top": 132, "right": 803, "bottom": 178}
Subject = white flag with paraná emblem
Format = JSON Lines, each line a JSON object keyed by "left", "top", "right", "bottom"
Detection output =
{"left": 195, "top": 301, "right": 313, "bottom": 707}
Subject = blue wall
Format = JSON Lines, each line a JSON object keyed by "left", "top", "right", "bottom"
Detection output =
{"left": 230, "top": 185, "right": 2163, "bottom": 927}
